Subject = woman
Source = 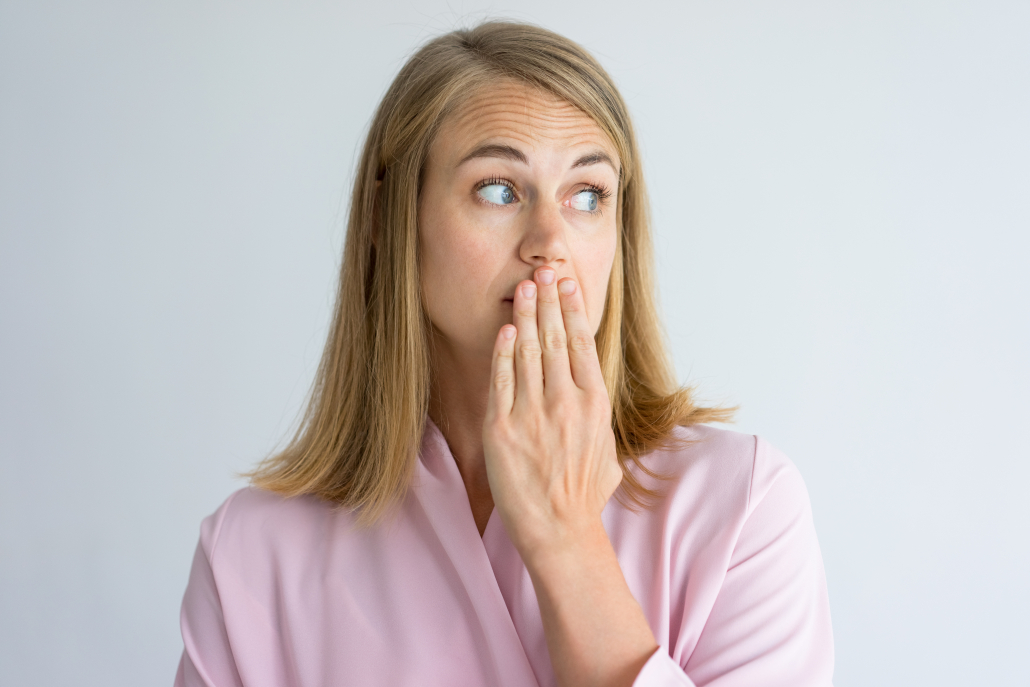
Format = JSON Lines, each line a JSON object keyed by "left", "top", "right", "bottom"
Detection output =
{"left": 175, "top": 21, "right": 834, "bottom": 687}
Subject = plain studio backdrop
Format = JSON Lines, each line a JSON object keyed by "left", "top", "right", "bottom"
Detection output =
{"left": 1, "top": 1, "right": 1027, "bottom": 685}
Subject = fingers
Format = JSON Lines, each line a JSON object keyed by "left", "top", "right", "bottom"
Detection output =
{"left": 534, "top": 268, "right": 574, "bottom": 391}
{"left": 557, "top": 277, "right": 605, "bottom": 392}
{"left": 487, "top": 324, "right": 517, "bottom": 418}
{"left": 512, "top": 279, "right": 544, "bottom": 403}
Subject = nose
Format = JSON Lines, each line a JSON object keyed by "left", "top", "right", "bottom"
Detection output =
{"left": 518, "top": 201, "right": 569, "bottom": 268}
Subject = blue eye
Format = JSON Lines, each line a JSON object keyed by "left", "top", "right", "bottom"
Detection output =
{"left": 478, "top": 183, "right": 516, "bottom": 205}
{"left": 569, "top": 190, "right": 598, "bottom": 212}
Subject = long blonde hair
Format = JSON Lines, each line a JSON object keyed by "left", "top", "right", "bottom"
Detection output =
{"left": 247, "top": 20, "right": 733, "bottom": 523}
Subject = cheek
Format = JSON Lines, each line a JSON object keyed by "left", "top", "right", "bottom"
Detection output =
{"left": 419, "top": 205, "right": 502, "bottom": 334}
{"left": 422, "top": 229, "right": 490, "bottom": 297}
{"left": 580, "top": 233, "right": 619, "bottom": 331}
{"left": 418, "top": 206, "right": 454, "bottom": 326}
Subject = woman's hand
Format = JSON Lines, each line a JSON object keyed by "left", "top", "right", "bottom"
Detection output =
{"left": 482, "top": 266, "right": 622, "bottom": 560}
{"left": 483, "top": 266, "right": 658, "bottom": 687}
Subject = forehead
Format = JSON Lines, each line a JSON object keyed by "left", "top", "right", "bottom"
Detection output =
{"left": 432, "top": 81, "right": 619, "bottom": 165}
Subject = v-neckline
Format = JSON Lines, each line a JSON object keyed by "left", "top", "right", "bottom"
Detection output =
{"left": 414, "top": 417, "right": 541, "bottom": 687}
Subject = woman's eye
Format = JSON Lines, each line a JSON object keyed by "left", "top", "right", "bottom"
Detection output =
{"left": 478, "top": 184, "right": 516, "bottom": 206}
{"left": 569, "top": 190, "right": 599, "bottom": 212}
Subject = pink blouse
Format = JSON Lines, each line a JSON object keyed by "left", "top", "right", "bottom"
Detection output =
{"left": 175, "top": 420, "right": 834, "bottom": 686}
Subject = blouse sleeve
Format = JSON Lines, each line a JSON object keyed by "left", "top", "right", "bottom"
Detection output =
{"left": 633, "top": 440, "right": 835, "bottom": 687}
{"left": 173, "top": 495, "right": 246, "bottom": 687}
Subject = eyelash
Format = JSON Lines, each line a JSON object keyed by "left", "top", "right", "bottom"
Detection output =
{"left": 473, "top": 177, "right": 613, "bottom": 214}
{"left": 474, "top": 176, "right": 516, "bottom": 198}
{"left": 583, "top": 183, "right": 613, "bottom": 207}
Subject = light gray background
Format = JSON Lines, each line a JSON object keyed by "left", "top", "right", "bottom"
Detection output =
{"left": 1, "top": 1, "right": 1027, "bottom": 685}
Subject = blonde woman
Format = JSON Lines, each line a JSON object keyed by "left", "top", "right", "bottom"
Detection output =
{"left": 175, "top": 21, "right": 834, "bottom": 687}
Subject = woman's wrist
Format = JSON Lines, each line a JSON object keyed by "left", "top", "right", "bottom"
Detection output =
{"left": 517, "top": 513, "right": 659, "bottom": 687}
{"left": 514, "top": 513, "right": 611, "bottom": 577}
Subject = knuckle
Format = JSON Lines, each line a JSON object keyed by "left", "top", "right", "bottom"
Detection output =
{"left": 560, "top": 301, "right": 581, "bottom": 314}
{"left": 568, "top": 334, "right": 596, "bottom": 352}
{"left": 583, "top": 388, "right": 609, "bottom": 409}
{"left": 542, "top": 330, "right": 567, "bottom": 351}
{"left": 518, "top": 342, "right": 542, "bottom": 362}
{"left": 493, "top": 371, "right": 515, "bottom": 391}
{"left": 550, "top": 395, "right": 574, "bottom": 416}
{"left": 483, "top": 416, "right": 507, "bottom": 439}
{"left": 515, "top": 306, "right": 536, "bottom": 319}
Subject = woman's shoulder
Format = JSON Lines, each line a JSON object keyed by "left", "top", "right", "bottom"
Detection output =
{"left": 194, "top": 486, "right": 344, "bottom": 566}
{"left": 627, "top": 423, "right": 810, "bottom": 527}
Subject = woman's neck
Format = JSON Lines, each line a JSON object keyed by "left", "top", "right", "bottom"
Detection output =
{"left": 428, "top": 338, "right": 495, "bottom": 535}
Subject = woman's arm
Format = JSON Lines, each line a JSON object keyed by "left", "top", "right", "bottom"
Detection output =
{"left": 483, "top": 268, "right": 834, "bottom": 687}
{"left": 521, "top": 519, "right": 661, "bottom": 687}
{"left": 174, "top": 500, "right": 246, "bottom": 687}
{"left": 483, "top": 269, "right": 658, "bottom": 687}
{"left": 674, "top": 445, "right": 834, "bottom": 686}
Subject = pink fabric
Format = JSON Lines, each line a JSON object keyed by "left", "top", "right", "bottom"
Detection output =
{"left": 175, "top": 420, "right": 834, "bottom": 686}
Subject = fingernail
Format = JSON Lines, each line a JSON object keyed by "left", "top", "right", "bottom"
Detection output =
{"left": 502, "top": 325, "right": 515, "bottom": 340}
{"left": 536, "top": 269, "right": 555, "bottom": 285}
{"left": 522, "top": 283, "right": 536, "bottom": 298}
{"left": 558, "top": 279, "right": 576, "bottom": 295}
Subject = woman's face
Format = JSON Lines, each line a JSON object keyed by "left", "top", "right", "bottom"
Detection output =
{"left": 419, "top": 82, "right": 620, "bottom": 366}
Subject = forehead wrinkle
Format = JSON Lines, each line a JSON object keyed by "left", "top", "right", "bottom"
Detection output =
{"left": 459, "top": 100, "right": 595, "bottom": 138}
{"left": 442, "top": 85, "right": 618, "bottom": 164}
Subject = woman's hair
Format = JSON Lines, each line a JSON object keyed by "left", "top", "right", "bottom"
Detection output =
{"left": 247, "top": 20, "right": 733, "bottom": 523}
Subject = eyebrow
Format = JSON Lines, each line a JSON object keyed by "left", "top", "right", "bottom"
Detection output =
{"left": 570, "top": 151, "right": 617, "bottom": 173}
{"left": 458, "top": 143, "right": 527, "bottom": 166}
{"left": 457, "top": 143, "right": 619, "bottom": 175}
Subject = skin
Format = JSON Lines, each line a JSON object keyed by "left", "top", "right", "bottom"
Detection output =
{"left": 419, "top": 82, "right": 659, "bottom": 687}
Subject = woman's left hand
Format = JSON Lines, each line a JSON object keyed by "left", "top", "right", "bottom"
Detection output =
{"left": 482, "top": 265, "right": 622, "bottom": 562}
